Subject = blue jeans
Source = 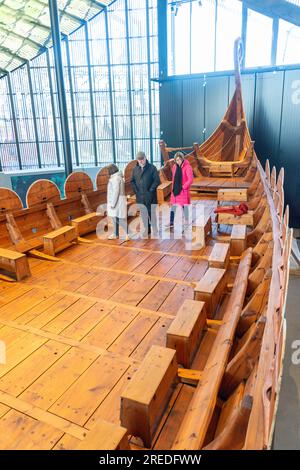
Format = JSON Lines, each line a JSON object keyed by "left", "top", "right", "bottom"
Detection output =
{"left": 112, "top": 217, "right": 127, "bottom": 237}
{"left": 170, "top": 205, "right": 189, "bottom": 225}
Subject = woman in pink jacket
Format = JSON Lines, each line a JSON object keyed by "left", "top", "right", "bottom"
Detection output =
{"left": 166, "top": 152, "right": 194, "bottom": 228}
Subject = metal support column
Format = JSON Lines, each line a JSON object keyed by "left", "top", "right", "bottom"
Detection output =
{"left": 158, "top": 0, "right": 168, "bottom": 78}
{"left": 46, "top": 49, "right": 61, "bottom": 167}
{"left": 84, "top": 23, "right": 98, "bottom": 166}
{"left": 124, "top": 0, "right": 135, "bottom": 160}
{"left": 146, "top": 0, "right": 154, "bottom": 163}
{"left": 104, "top": 7, "right": 117, "bottom": 164}
{"left": 27, "top": 61, "right": 42, "bottom": 168}
{"left": 65, "top": 37, "right": 80, "bottom": 167}
{"left": 48, "top": 0, "right": 73, "bottom": 175}
{"left": 7, "top": 72, "right": 22, "bottom": 170}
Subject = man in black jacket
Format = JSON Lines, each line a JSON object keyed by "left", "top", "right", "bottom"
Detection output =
{"left": 131, "top": 151, "right": 160, "bottom": 237}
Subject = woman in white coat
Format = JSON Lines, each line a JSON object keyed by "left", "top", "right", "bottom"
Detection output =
{"left": 107, "top": 165, "right": 128, "bottom": 240}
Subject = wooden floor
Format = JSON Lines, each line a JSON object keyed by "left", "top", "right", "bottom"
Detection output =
{"left": 0, "top": 200, "right": 231, "bottom": 450}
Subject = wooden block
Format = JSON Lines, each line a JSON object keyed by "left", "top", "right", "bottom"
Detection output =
{"left": 76, "top": 420, "right": 129, "bottom": 450}
{"left": 217, "top": 211, "right": 253, "bottom": 227}
{"left": 231, "top": 225, "right": 247, "bottom": 256}
{"left": 192, "top": 214, "right": 212, "bottom": 249}
{"left": 166, "top": 299, "right": 206, "bottom": 368}
{"left": 43, "top": 226, "right": 77, "bottom": 256}
{"left": 71, "top": 212, "right": 102, "bottom": 236}
{"left": 0, "top": 248, "right": 31, "bottom": 281}
{"left": 217, "top": 188, "right": 248, "bottom": 202}
{"left": 120, "top": 345, "right": 178, "bottom": 447}
{"left": 157, "top": 182, "right": 172, "bottom": 204}
{"left": 194, "top": 267, "right": 227, "bottom": 319}
{"left": 208, "top": 243, "right": 230, "bottom": 269}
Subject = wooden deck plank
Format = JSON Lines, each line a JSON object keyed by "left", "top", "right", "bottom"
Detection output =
{"left": 110, "top": 276, "right": 158, "bottom": 306}
{"left": 158, "top": 284, "right": 195, "bottom": 315}
{"left": 0, "top": 410, "right": 63, "bottom": 450}
{"left": 108, "top": 313, "right": 159, "bottom": 357}
{"left": 19, "top": 348, "right": 100, "bottom": 409}
{"left": 0, "top": 340, "right": 70, "bottom": 396}
{"left": 130, "top": 317, "right": 173, "bottom": 362}
{"left": 42, "top": 298, "right": 97, "bottom": 335}
{"left": 138, "top": 280, "right": 176, "bottom": 311}
{"left": 81, "top": 306, "right": 139, "bottom": 349}
{"left": 48, "top": 355, "right": 129, "bottom": 426}
{"left": 27, "top": 295, "right": 80, "bottom": 329}
{"left": 59, "top": 302, "right": 114, "bottom": 341}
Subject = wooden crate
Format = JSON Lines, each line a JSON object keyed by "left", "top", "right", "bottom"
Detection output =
{"left": 166, "top": 299, "right": 206, "bottom": 368}
{"left": 120, "top": 345, "right": 178, "bottom": 448}
{"left": 208, "top": 243, "right": 230, "bottom": 269}
{"left": 194, "top": 267, "right": 227, "bottom": 318}
{"left": 0, "top": 248, "right": 31, "bottom": 281}
{"left": 43, "top": 226, "right": 77, "bottom": 256}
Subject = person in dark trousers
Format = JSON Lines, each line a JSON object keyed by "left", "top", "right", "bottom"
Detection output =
{"left": 131, "top": 151, "right": 160, "bottom": 237}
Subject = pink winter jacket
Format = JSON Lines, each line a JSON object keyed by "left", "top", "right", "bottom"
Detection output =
{"left": 170, "top": 159, "right": 194, "bottom": 206}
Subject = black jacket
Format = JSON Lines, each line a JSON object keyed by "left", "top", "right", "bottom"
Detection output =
{"left": 131, "top": 160, "right": 160, "bottom": 206}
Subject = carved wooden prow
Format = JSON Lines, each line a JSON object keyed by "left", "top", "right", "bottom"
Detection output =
{"left": 46, "top": 203, "right": 62, "bottom": 230}
{"left": 233, "top": 37, "right": 244, "bottom": 161}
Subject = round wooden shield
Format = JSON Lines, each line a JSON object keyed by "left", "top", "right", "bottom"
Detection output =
{"left": 64, "top": 171, "right": 94, "bottom": 199}
{"left": 0, "top": 188, "right": 23, "bottom": 213}
{"left": 26, "top": 179, "right": 61, "bottom": 208}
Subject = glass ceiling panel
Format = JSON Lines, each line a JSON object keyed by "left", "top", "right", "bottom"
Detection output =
{"left": 0, "top": 0, "right": 111, "bottom": 75}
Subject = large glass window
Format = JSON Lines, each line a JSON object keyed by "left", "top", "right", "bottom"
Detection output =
{"left": 277, "top": 19, "right": 300, "bottom": 65}
{"left": 0, "top": 0, "right": 160, "bottom": 171}
{"left": 168, "top": 0, "right": 216, "bottom": 75}
{"left": 245, "top": 9, "right": 273, "bottom": 68}
{"left": 216, "top": 0, "right": 242, "bottom": 71}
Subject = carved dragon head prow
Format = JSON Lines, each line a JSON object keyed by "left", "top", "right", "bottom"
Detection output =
{"left": 234, "top": 37, "right": 243, "bottom": 89}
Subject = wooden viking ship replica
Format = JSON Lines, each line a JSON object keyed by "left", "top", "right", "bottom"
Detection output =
{"left": 0, "top": 38, "right": 291, "bottom": 450}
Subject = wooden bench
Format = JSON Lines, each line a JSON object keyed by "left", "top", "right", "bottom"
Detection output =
{"left": 172, "top": 249, "right": 253, "bottom": 450}
{"left": 231, "top": 225, "right": 247, "bottom": 256}
{"left": 157, "top": 182, "right": 172, "bottom": 204}
{"left": 0, "top": 248, "right": 31, "bottom": 281}
{"left": 194, "top": 267, "right": 227, "bottom": 318}
{"left": 208, "top": 243, "right": 230, "bottom": 269}
{"left": 43, "top": 226, "right": 77, "bottom": 257}
{"left": 217, "top": 211, "right": 254, "bottom": 227}
{"left": 120, "top": 345, "right": 178, "bottom": 448}
{"left": 217, "top": 188, "right": 248, "bottom": 202}
{"left": 76, "top": 420, "right": 129, "bottom": 450}
{"left": 166, "top": 299, "right": 206, "bottom": 368}
{"left": 192, "top": 213, "right": 212, "bottom": 249}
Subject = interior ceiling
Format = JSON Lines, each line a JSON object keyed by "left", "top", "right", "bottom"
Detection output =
{"left": 243, "top": 0, "right": 300, "bottom": 27}
{"left": 0, "top": 0, "right": 110, "bottom": 76}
